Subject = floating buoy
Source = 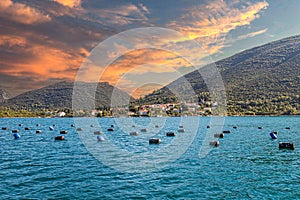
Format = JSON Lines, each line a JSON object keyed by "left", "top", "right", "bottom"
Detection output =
{"left": 178, "top": 128, "right": 185, "bottom": 132}
{"left": 13, "top": 133, "right": 20, "bottom": 139}
{"left": 223, "top": 130, "right": 230, "bottom": 134}
{"left": 258, "top": 127, "right": 263, "bottom": 129}
{"left": 207, "top": 125, "right": 210, "bottom": 128}
{"left": 18, "top": 124, "right": 23, "bottom": 126}
{"left": 214, "top": 133, "right": 224, "bottom": 138}
{"left": 71, "top": 124, "right": 75, "bottom": 127}
{"left": 166, "top": 132, "right": 175, "bottom": 137}
{"left": 111, "top": 125, "right": 114, "bottom": 128}
{"left": 1, "top": 127, "right": 8, "bottom": 130}
{"left": 25, "top": 127, "right": 30, "bottom": 130}
{"left": 130, "top": 131, "right": 139, "bottom": 136}
{"left": 155, "top": 125, "right": 159, "bottom": 128}
{"left": 209, "top": 141, "right": 220, "bottom": 147}
{"left": 36, "top": 130, "right": 42, "bottom": 134}
{"left": 60, "top": 130, "right": 68, "bottom": 134}
{"left": 55, "top": 136, "right": 65, "bottom": 141}
{"left": 97, "top": 136, "right": 105, "bottom": 142}
{"left": 285, "top": 127, "right": 290, "bottom": 130}
{"left": 270, "top": 132, "right": 277, "bottom": 139}
{"left": 76, "top": 128, "right": 83, "bottom": 131}
{"left": 12, "top": 130, "right": 19, "bottom": 133}
{"left": 49, "top": 126, "right": 54, "bottom": 131}
{"left": 132, "top": 125, "right": 136, "bottom": 127}
{"left": 90, "top": 125, "right": 94, "bottom": 127}
{"left": 107, "top": 128, "right": 114, "bottom": 131}
{"left": 53, "top": 124, "right": 56, "bottom": 127}
{"left": 36, "top": 124, "right": 40, "bottom": 127}
{"left": 149, "top": 138, "right": 161, "bottom": 144}
{"left": 140, "top": 128, "right": 147, "bottom": 132}
{"left": 273, "top": 131, "right": 278, "bottom": 135}
{"left": 94, "top": 131, "right": 102, "bottom": 135}
{"left": 279, "top": 142, "right": 295, "bottom": 150}
{"left": 233, "top": 126, "right": 237, "bottom": 129}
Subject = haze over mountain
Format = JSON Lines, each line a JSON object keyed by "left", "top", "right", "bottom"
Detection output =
{"left": 141, "top": 34, "right": 300, "bottom": 115}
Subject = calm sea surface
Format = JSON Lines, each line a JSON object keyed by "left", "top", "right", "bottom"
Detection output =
{"left": 0, "top": 116, "right": 300, "bottom": 199}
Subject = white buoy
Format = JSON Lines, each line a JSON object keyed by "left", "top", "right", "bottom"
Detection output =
{"left": 97, "top": 136, "right": 105, "bottom": 142}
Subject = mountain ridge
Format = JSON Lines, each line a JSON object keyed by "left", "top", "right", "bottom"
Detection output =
{"left": 140, "top": 34, "right": 300, "bottom": 115}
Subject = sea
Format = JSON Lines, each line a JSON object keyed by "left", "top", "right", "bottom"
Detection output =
{"left": 0, "top": 116, "right": 300, "bottom": 199}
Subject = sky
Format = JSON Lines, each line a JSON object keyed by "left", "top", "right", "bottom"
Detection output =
{"left": 1, "top": 0, "right": 300, "bottom": 98}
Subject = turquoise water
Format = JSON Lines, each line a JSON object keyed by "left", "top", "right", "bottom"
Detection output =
{"left": 0, "top": 116, "right": 300, "bottom": 199}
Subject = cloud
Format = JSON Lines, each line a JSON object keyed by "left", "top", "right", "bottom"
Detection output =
{"left": 237, "top": 28, "right": 268, "bottom": 40}
{"left": 0, "top": 0, "right": 50, "bottom": 24}
{"left": 168, "top": 0, "right": 269, "bottom": 54}
{"left": 93, "top": 3, "right": 150, "bottom": 26}
{"left": 53, "top": 0, "right": 81, "bottom": 8}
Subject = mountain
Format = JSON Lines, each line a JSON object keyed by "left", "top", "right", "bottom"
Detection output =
{"left": 2, "top": 81, "right": 132, "bottom": 111}
{"left": 0, "top": 89, "right": 11, "bottom": 102}
{"left": 141, "top": 35, "right": 300, "bottom": 115}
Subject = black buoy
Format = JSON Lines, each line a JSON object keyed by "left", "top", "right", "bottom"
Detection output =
{"left": 279, "top": 142, "right": 294, "bottom": 150}
{"left": 130, "top": 132, "right": 139, "bottom": 136}
{"left": 178, "top": 128, "right": 185, "bottom": 132}
{"left": 60, "top": 130, "right": 68, "bottom": 134}
{"left": 223, "top": 130, "right": 230, "bottom": 134}
{"left": 94, "top": 131, "right": 102, "bottom": 135}
{"left": 149, "top": 138, "right": 161, "bottom": 144}
{"left": 166, "top": 132, "right": 176, "bottom": 137}
{"left": 209, "top": 141, "right": 220, "bottom": 147}
{"left": 207, "top": 125, "right": 210, "bottom": 128}
{"left": 18, "top": 124, "right": 23, "bottom": 126}
{"left": 214, "top": 133, "right": 224, "bottom": 138}
{"left": 55, "top": 136, "right": 65, "bottom": 141}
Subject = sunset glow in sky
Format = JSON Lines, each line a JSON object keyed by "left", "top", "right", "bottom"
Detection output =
{"left": 1, "top": 0, "right": 300, "bottom": 97}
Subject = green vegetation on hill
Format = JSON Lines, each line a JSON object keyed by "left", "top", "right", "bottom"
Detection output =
{"left": 140, "top": 35, "right": 300, "bottom": 115}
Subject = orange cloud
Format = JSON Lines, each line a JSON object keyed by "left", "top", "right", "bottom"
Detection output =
{"left": 168, "top": 0, "right": 269, "bottom": 54}
{"left": 0, "top": 35, "right": 82, "bottom": 82}
{"left": 0, "top": 0, "right": 50, "bottom": 24}
{"left": 53, "top": 0, "right": 81, "bottom": 8}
